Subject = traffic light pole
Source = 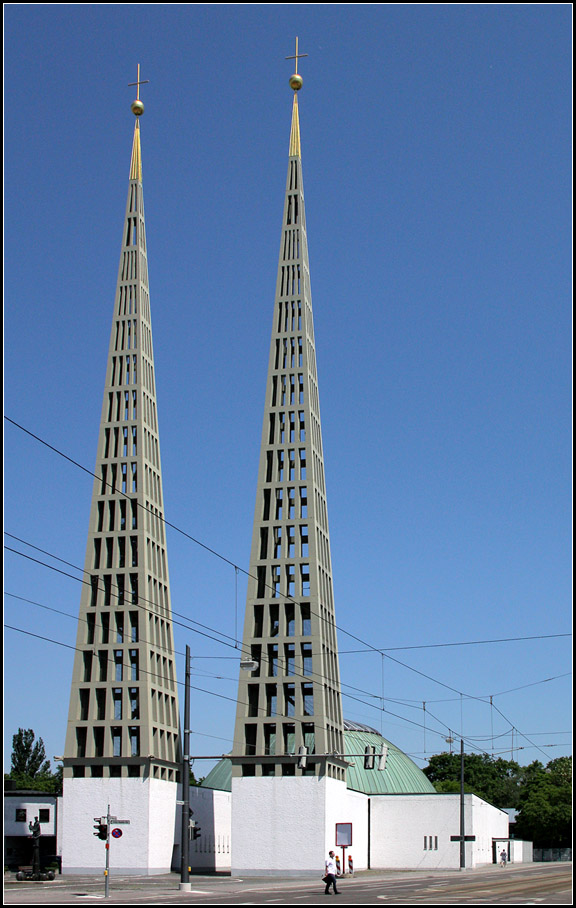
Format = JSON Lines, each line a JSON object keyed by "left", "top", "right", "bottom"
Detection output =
{"left": 105, "top": 804, "right": 110, "bottom": 899}
{"left": 180, "top": 646, "right": 192, "bottom": 892}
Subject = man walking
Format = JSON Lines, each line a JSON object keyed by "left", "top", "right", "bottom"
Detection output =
{"left": 324, "top": 850, "right": 340, "bottom": 895}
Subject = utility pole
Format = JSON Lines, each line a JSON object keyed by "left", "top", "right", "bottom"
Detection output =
{"left": 460, "top": 739, "right": 465, "bottom": 869}
{"left": 180, "top": 646, "right": 192, "bottom": 892}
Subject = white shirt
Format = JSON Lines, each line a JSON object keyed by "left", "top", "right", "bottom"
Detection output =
{"left": 325, "top": 856, "right": 337, "bottom": 875}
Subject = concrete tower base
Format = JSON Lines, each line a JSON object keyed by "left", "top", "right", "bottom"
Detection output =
{"left": 231, "top": 775, "right": 350, "bottom": 876}
{"left": 62, "top": 776, "right": 179, "bottom": 874}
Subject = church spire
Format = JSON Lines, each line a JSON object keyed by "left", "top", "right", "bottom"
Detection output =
{"left": 62, "top": 68, "right": 180, "bottom": 874}
{"left": 231, "top": 42, "right": 345, "bottom": 784}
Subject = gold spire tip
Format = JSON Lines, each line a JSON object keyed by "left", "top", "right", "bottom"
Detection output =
{"left": 286, "top": 37, "right": 307, "bottom": 91}
{"left": 129, "top": 63, "right": 149, "bottom": 116}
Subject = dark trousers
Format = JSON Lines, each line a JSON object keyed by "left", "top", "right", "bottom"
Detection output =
{"left": 325, "top": 873, "right": 339, "bottom": 893}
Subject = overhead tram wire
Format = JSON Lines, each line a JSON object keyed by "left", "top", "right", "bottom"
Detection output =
{"left": 5, "top": 529, "right": 569, "bottom": 761}
{"left": 5, "top": 419, "right": 569, "bottom": 758}
{"left": 3, "top": 620, "right": 458, "bottom": 757}
{"left": 4, "top": 614, "right": 558, "bottom": 761}
{"left": 4, "top": 538, "right": 410, "bottom": 709}
{"left": 8, "top": 534, "right": 568, "bottom": 747}
{"left": 5, "top": 418, "right": 570, "bottom": 690}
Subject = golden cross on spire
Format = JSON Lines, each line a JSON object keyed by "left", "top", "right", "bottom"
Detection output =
{"left": 286, "top": 36, "right": 308, "bottom": 74}
{"left": 128, "top": 63, "right": 149, "bottom": 101}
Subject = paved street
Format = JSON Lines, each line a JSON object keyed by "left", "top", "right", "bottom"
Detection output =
{"left": 3, "top": 863, "right": 572, "bottom": 905}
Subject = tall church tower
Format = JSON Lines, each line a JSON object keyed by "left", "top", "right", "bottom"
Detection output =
{"left": 231, "top": 43, "right": 348, "bottom": 875}
{"left": 61, "top": 72, "right": 180, "bottom": 874}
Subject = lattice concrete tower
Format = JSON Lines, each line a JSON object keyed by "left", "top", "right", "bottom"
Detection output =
{"left": 232, "top": 44, "right": 345, "bottom": 793}
{"left": 61, "top": 72, "right": 180, "bottom": 874}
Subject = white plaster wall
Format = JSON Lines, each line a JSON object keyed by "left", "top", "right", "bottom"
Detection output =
{"left": 4, "top": 795, "right": 57, "bottom": 837}
{"left": 187, "top": 787, "right": 232, "bottom": 871}
{"left": 325, "top": 784, "right": 369, "bottom": 872}
{"left": 231, "top": 775, "right": 349, "bottom": 876}
{"left": 470, "top": 795, "right": 509, "bottom": 867}
{"left": 62, "top": 777, "right": 177, "bottom": 873}
{"left": 370, "top": 794, "right": 509, "bottom": 870}
{"left": 510, "top": 840, "right": 533, "bottom": 863}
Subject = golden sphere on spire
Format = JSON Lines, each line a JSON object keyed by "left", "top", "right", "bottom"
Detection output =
{"left": 131, "top": 99, "right": 145, "bottom": 117}
{"left": 289, "top": 73, "right": 303, "bottom": 91}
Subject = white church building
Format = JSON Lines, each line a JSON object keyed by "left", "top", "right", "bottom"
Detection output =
{"left": 185, "top": 721, "right": 528, "bottom": 875}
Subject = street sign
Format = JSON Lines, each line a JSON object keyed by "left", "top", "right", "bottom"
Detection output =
{"left": 111, "top": 829, "right": 123, "bottom": 839}
{"left": 113, "top": 820, "right": 131, "bottom": 825}
{"left": 335, "top": 823, "right": 353, "bottom": 846}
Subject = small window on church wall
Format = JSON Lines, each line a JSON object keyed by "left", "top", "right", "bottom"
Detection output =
{"left": 129, "top": 727, "right": 140, "bottom": 756}
{"left": 269, "top": 604, "right": 279, "bottom": 637}
{"left": 286, "top": 603, "right": 295, "bottom": 636}
{"left": 302, "top": 684, "right": 314, "bottom": 716}
{"left": 301, "top": 564, "right": 310, "bottom": 596}
{"left": 301, "top": 604, "right": 311, "bottom": 636}
{"left": 284, "top": 684, "right": 296, "bottom": 717}
{"left": 76, "top": 727, "right": 87, "bottom": 758}
{"left": 15, "top": 809, "right": 27, "bottom": 823}
{"left": 79, "top": 688, "right": 90, "bottom": 721}
{"left": 266, "top": 685, "right": 277, "bottom": 717}
{"left": 285, "top": 644, "right": 295, "bottom": 677}
{"left": 273, "top": 527, "right": 282, "bottom": 559}
{"left": 101, "top": 613, "right": 110, "bottom": 644}
{"left": 94, "top": 727, "right": 104, "bottom": 759}
{"left": 272, "top": 566, "right": 281, "bottom": 597}
{"left": 87, "top": 614, "right": 95, "bottom": 644}
{"left": 257, "top": 566, "right": 266, "bottom": 599}
{"left": 83, "top": 651, "right": 93, "bottom": 682}
{"left": 244, "top": 725, "right": 257, "bottom": 756}
{"left": 302, "top": 643, "right": 312, "bottom": 675}
{"left": 286, "top": 565, "right": 295, "bottom": 597}
{"left": 264, "top": 724, "right": 276, "bottom": 755}
{"left": 114, "top": 650, "right": 123, "bottom": 681}
{"left": 247, "top": 685, "right": 259, "bottom": 718}
{"left": 268, "top": 644, "right": 278, "bottom": 677}
{"left": 253, "top": 605, "right": 263, "bottom": 638}
{"left": 112, "top": 728, "right": 122, "bottom": 757}
{"left": 130, "top": 688, "right": 139, "bottom": 719}
{"left": 113, "top": 688, "right": 122, "bottom": 720}
{"left": 287, "top": 526, "right": 295, "bottom": 558}
{"left": 259, "top": 527, "right": 268, "bottom": 560}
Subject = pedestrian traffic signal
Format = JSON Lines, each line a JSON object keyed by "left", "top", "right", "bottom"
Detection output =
{"left": 93, "top": 820, "right": 107, "bottom": 840}
{"left": 190, "top": 821, "right": 201, "bottom": 840}
{"left": 364, "top": 745, "right": 375, "bottom": 770}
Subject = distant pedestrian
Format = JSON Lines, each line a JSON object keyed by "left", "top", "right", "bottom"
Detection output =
{"left": 323, "top": 850, "right": 340, "bottom": 895}
{"left": 500, "top": 848, "right": 507, "bottom": 867}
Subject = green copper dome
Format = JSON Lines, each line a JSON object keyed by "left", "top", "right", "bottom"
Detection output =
{"left": 201, "top": 720, "right": 435, "bottom": 796}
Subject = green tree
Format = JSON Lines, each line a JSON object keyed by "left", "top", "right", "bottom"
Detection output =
{"left": 423, "top": 752, "right": 522, "bottom": 808}
{"left": 10, "top": 728, "right": 50, "bottom": 777}
{"left": 5, "top": 728, "right": 62, "bottom": 794}
{"left": 514, "top": 757, "right": 572, "bottom": 848}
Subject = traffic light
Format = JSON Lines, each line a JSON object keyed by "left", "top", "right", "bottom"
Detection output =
{"left": 93, "top": 819, "right": 107, "bottom": 840}
{"left": 364, "top": 745, "right": 375, "bottom": 770}
{"left": 377, "top": 744, "right": 388, "bottom": 771}
{"left": 189, "top": 820, "right": 202, "bottom": 840}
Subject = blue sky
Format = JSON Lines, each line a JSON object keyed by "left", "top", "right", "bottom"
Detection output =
{"left": 4, "top": 4, "right": 572, "bottom": 777}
